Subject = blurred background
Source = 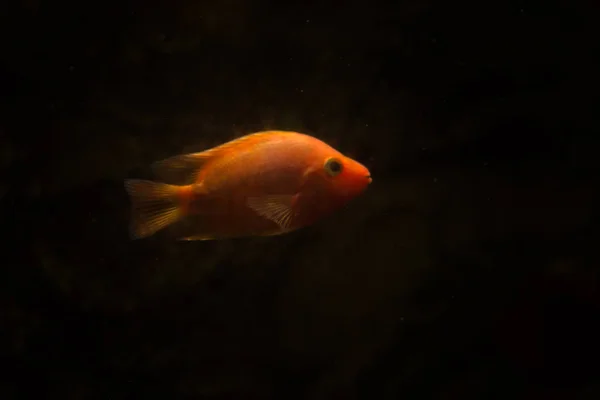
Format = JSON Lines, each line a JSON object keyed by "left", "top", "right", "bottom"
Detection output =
{"left": 1, "top": 0, "right": 599, "bottom": 398}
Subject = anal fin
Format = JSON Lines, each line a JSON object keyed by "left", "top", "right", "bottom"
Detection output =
{"left": 177, "top": 235, "right": 217, "bottom": 241}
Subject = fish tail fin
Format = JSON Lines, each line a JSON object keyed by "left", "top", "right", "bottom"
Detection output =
{"left": 124, "top": 179, "right": 188, "bottom": 239}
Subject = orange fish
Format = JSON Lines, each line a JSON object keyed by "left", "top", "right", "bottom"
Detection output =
{"left": 124, "top": 130, "right": 372, "bottom": 240}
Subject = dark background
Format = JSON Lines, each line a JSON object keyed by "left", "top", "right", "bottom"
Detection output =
{"left": 1, "top": 0, "right": 599, "bottom": 398}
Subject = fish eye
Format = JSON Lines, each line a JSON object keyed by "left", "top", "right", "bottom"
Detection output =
{"left": 324, "top": 157, "right": 343, "bottom": 177}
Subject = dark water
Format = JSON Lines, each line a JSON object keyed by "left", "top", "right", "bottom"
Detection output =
{"left": 1, "top": 1, "right": 599, "bottom": 398}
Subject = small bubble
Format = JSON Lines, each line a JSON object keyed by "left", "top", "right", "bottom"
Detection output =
{"left": 68, "top": 65, "right": 75, "bottom": 72}
{"left": 433, "top": 177, "right": 438, "bottom": 183}
{"left": 365, "top": 123, "right": 369, "bottom": 127}
{"left": 306, "top": 19, "right": 310, "bottom": 23}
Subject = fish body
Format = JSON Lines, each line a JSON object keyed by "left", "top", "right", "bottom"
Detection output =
{"left": 124, "top": 130, "right": 372, "bottom": 240}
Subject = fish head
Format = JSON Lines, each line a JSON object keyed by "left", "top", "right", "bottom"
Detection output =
{"left": 310, "top": 152, "right": 372, "bottom": 204}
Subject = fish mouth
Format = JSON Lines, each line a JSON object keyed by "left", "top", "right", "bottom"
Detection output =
{"left": 366, "top": 175, "right": 372, "bottom": 184}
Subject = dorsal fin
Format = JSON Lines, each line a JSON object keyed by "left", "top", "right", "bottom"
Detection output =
{"left": 151, "top": 152, "right": 211, "bottom": 185}
{"left": 152, "top": 131, "right": 295, "bottom": 184}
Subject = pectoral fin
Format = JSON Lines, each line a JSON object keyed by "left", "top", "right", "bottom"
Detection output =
{"left": 246, "top": 194, "right": 298, "bottom": 231}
